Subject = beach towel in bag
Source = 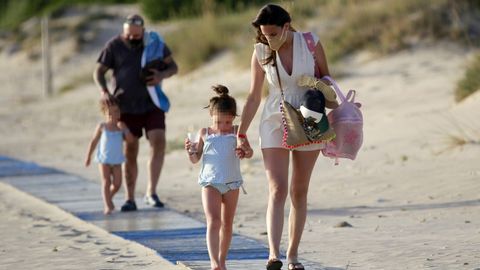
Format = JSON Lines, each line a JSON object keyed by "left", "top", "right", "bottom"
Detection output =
{"left": 322, "top": 76, "right": 363, "bottom": 165}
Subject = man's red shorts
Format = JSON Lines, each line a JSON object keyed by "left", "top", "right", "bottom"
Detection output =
{"left": 120, "top": 107, "right": 165, "bottom": 138}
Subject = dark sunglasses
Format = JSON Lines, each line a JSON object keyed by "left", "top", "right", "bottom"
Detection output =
{"left": 124, "top": 17, "right": 144, "bottom": 26}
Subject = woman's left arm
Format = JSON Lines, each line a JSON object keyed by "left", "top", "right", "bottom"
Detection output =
{"left": 314, "top": 40, "right": 339, "bottom": 108}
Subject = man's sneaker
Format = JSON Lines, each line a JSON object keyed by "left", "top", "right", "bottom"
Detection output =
{"left": 120, "top": 200, "right": 137, "bottom": 212}
{"left": 144, "top": 194, "right": 164, "bottom": 208}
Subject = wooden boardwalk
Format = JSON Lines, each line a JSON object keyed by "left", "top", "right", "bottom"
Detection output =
{"left": 0, "top": 156, "right": 333, "bottom": 270}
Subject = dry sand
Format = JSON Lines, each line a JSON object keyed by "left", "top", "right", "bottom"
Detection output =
{"left": 0, "top": 182, "right": 181, "bottom": 270}
{"left": 1, "top": 6, "right": 480, "bottom": 269}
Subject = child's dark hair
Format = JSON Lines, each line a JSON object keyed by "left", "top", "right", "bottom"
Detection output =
{"left": 206, "top": 85, "right": 237, "bottom": 116}
{"left": 99, "top": 97, "right": 119, "bottom": 115}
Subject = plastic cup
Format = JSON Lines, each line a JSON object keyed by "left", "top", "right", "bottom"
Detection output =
{"left": 187, "top": 132, "right": 198, "bottom": 153}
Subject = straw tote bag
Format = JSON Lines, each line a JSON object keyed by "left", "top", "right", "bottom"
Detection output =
{"left": 274, "top": 60, "right": 335, "bottom": 150}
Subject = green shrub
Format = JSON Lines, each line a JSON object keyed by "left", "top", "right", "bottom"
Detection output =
{"left": 140, "top": 0, "right": 200, "bottom": 22}
{"left": 164, "top": 8, "right": 259, "bottom": 74}
{"left": 0, "top": 0, "right": 136, "bottom": 30}
{"left": 321, "top": 0, "right": 480, "bottom": 62}
{"left": 456, "top": 54, "right": 480, "bottom": 102}
{"left": 140, "top": 0, "right": 269, "bottom": 22}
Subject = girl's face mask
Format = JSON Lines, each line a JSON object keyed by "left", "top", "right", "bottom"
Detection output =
{"left": 266, "top": 26, "right": 288, "bottom": 51}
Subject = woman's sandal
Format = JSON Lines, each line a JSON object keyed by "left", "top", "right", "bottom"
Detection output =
{"left": 288, "top": 262, "right": 305, "bottom": 270}
{"left": 266, "top": 258, "right": 283, "bottom": 270}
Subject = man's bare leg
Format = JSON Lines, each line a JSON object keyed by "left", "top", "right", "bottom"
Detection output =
{"left": 121, "top": 137, "right": 139, "bottom": 211}
{"left": 144, "top": 129, "right": 165, "bottom": 207}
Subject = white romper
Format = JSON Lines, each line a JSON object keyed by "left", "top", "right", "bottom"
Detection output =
{"left": 255, "top": 31, "right": 325, "bottom": 151}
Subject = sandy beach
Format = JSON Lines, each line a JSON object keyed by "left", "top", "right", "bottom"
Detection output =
{"left": 0, "top": 181, "right": 182, "bottom": 270}
{"left": 1, "top": 4, "right": 480, "bottom": 270}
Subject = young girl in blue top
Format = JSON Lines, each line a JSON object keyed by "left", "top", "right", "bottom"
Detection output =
{"left": 185, "top": 85, "right": 253, "bottom": 270}
{"left": 85, "top": 98, "right": 135, "bottom": 215}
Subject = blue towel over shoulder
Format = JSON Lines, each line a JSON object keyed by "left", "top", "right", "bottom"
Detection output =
{"left": 142, "top": 31, "right": 170, "bottom": 112}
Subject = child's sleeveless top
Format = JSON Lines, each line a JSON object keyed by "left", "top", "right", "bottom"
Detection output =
{"left": 254, "top": 31, "right": 325, "bottom": 151}
{"left": 198, "top": 130, "right": 242, "bottom": 185}
{"left": 95, "top": 124, "right": 125, "bottom": 165}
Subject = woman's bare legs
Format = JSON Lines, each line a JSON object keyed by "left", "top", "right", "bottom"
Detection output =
{"left": 202, "top": 187, "right": 222, "bottom": 270}
{"left": 99, "top": 164, "right": 114, "bottom": 214}
{"left": 262, "top": 148, "right": 290, "bottom": 261}
{"left": 219, "top": 189, "right": 239, "bottom": 270}
{"left": 287, "top": 150, "right": 320, "bottom": 263}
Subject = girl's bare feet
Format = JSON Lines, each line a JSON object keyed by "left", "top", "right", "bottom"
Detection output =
{"left": 104, "top": 201, "right": 115, "bottom": 215}
{"left": 210, "top": 263, "right": 223, "bottom": 270}
{"left": 104, "top": 207, "right": 113, "bottom": 215}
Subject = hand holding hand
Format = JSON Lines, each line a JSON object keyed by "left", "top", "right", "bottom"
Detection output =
{"left": 236, "top": 136, "right": 253, "bottom": 159}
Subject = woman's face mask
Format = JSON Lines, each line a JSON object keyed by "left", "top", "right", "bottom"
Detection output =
{"left": 266, "top": 26, "right": 288, "bottom": 51}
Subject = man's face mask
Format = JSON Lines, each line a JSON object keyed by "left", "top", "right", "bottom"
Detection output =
{"left": 127, "top": 38, "right": 143, "bottom": 48}
{"left": 267, "top": 26, "right": 287, "bottom": 51}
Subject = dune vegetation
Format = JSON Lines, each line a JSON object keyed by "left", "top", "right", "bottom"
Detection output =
{"left": 1, "top": 0, "right": 479, "bottom": 100}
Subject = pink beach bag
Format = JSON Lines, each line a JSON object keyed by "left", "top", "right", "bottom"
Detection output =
{"left": 321, "top": 76, "right": 363, "bottom": 165}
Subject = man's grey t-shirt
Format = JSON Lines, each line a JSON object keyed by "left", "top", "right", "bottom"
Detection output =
{"left": 97, "top": 35, "right": 172, "bottom": 114}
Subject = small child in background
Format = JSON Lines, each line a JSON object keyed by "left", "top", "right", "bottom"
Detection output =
{"left": 85, "top": 98, "right": 135, "bottom": 215}
{"left": 185, "top": 85, "right": 252, "bottom": 270}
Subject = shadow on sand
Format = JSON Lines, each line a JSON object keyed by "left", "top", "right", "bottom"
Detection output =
{"left": 308, "top": 199, "right": 480, "bottom": 217}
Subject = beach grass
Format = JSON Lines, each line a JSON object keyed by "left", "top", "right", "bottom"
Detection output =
{"left": 455, "top": 54, "right": 480, "bottom": 102}
{"left": 163, "top": 0, "right": 479, "bottom": 73}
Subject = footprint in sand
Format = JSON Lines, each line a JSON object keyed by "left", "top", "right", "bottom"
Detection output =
{"left": 101, "top": 247, "right": 121, "bottom": 256}
{"left": 119, "top": 254, "right": 137, "bottom": 258}
{"left": 103, "top": 247, "right": 121, "bottom": 252}
{"left": 35, "top": 216, "right": 51, "bottom": 222}
{"left": 132, "top": 262, "right": 152, "bottom": 266}
{"left": 60, "top": 229, "right": 87, "bottom": 237}
{"left": 72, "top": 228, "right": 88, "bottom": 234}
{"left": 102, "top": 251, "right": 118, "bottom": 256}
{"left": 106, "top": 257, "right": 127, "bottom": 264}
{"left": 74, "top": 239, "right": 89, "bottom": 244}
{"left": 54, "top": 224, "right": 71, "bottom": 231}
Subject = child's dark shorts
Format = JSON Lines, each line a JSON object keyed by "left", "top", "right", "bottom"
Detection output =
{"left": 121, "top": 107, "right": 165, "bottom": 138}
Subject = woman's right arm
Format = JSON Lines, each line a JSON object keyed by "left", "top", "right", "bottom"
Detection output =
{"left": 236, "top": 49, "right": 265, "bottom": 157}
{"left": 238, "top": 49, "right": 265, "bottom": 135}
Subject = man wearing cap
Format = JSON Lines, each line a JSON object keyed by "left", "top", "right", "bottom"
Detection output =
{"left": 93, "top": 14, "right": 178, "bottom": 211}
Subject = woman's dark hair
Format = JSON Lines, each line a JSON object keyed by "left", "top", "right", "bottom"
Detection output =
{"left": 207, "top": 85, "right": 237, "bottom": 116}
{"left": 252, "top": 4, "right": 294, "bottom": 65}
